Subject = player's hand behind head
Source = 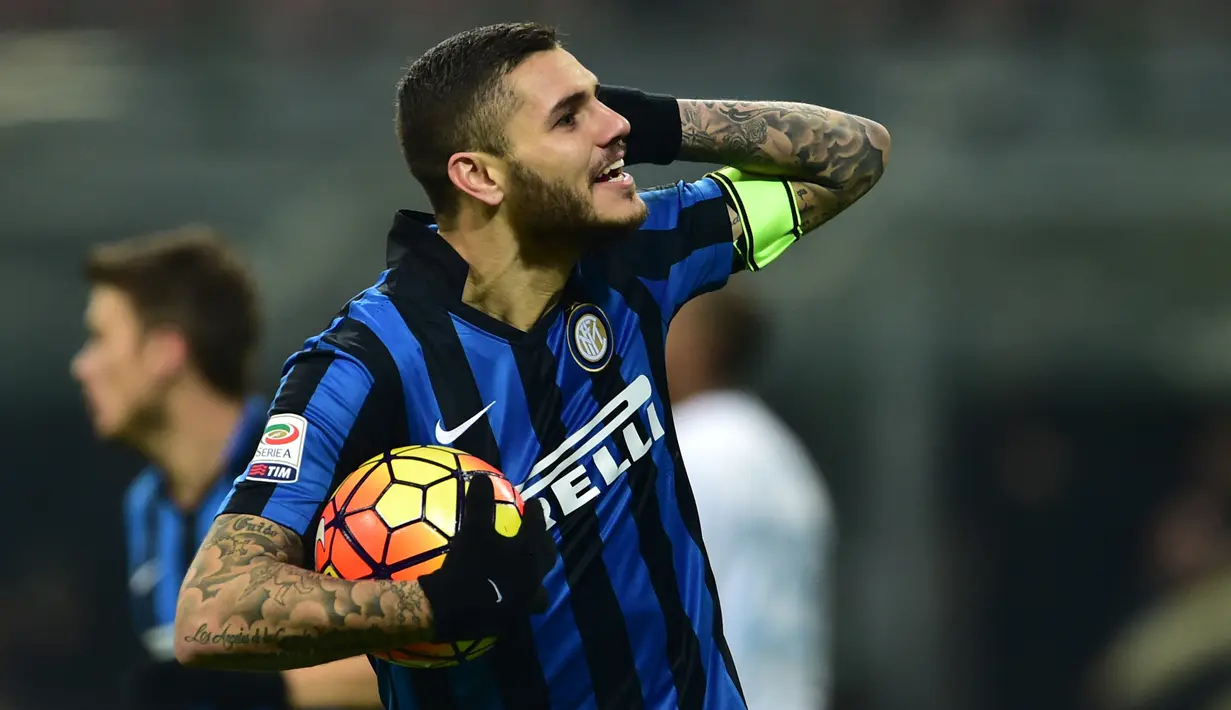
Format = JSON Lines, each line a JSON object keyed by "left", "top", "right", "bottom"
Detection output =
{"left": 419, "top": 473, "right": 555, "bottom": 641}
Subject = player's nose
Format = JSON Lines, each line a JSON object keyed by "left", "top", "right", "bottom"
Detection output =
{"left": 597, "top": 101, "right": 631, "bottom": 149}
{"left": 69, "top": 348, "right": 86, "bottom": 381}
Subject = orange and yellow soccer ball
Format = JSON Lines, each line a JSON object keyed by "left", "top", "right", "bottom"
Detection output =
{"left": 314, "top": 445, "right": 527, "bottom": 668}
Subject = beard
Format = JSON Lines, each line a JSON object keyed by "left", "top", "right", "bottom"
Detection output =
{"left": 504, "top": 159, "right": 647, "bottom": 266}
{"left": 107, "top": 382, "right": 172, "bottom": 448}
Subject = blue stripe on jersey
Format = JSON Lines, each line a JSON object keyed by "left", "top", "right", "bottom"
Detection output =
{"left": 598, "top": 483, "right": 679, "bottom": 708}
{"left": 613, "top": 323, "right": 744, "bottom": 710}
{"left": 154, "top": 500, "right": 184, "bottom": 625}
{"left": 634, "top": 178, "right": 734, "bottom": 319}
{"left": 548, "top": 315, "right": 656, "bottom": 709}
{"left": 358, "top": 297, "right": 519, "bottom": 710}
{"left": 451, "top": 315, "right": 539, "bottom": 480}
{"left": 637, "top": 242, "right": 733, "bottom": 323}
{"left": 597, "top": 290, "right": 683, "bottom": 708}
{"left": 528, "top": 564, "right": 597, "bottom": 710}
{"left": 454, "top": 316, "right": 595, "bottom": 710}
{"left": 124, "top": 471, "right": 159, "bottom": 578}
{"left": 638, "top": 178, "right": 723, "bottom": 231}
{"left": 344, "top": 288, "right": 429, "bottom": 444}
{"left": 654, "top": 455, "right": 744, "bottom": 708}
{"left": 124, "top": 470, "right": 160, "bottom": 632}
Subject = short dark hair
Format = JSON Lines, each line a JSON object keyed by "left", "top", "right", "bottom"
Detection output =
{"left": 84, "top": 225, "right": 261, "bottom": 399}
{"left": 395, "top": 22, "right": 560, "bottom": 216}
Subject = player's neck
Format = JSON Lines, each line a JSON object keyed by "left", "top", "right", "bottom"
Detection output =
{"left": 439, "top": 220, "right": 575, "bottom": 332}
{"left": 143, "top": 383, "right": 245, "bottom": 511}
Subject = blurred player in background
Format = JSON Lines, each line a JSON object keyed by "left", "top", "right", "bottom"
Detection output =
{"left": 173, "top": 21, "right": 888, "bottom": 710}
{"left": 71, "top": 227, "right": 381, "bottom": 710}
{"left": 668, "top": 288, "right": 834, "bottom": 710}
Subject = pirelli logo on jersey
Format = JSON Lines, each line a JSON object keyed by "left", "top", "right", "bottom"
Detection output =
{"left": 516, "top": 374, "right": 665, "bottom": 529}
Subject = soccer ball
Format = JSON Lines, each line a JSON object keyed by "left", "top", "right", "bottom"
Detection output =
{"left": 314, "top": 445, "right": 526, "bottom": 668}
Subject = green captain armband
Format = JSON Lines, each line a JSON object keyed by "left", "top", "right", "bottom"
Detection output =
{"left": 706, "top": 166, "right": 803, "bottom": 272}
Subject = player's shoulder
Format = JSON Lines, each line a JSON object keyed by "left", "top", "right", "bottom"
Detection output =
{"left": 290, "top": 271, "right": 421, "bottom": 371}
{"left": 636, "top": 176, "right": 726, "bottom": 230}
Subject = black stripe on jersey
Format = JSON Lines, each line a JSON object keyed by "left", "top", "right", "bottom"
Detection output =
{"left": 611, "top": 190, "right": 735, "bottom": 282}
{"left": 581, "top": 314, "right": 707, "bottom": 710}
{"left": 511, "top": 344, "right": 642, "bottom": 710}
{"left": 608, "top": 275, "right": 747, "bottom": 705}
{"left": 384, "top": 291, "right": 551, "bottom": 710}
{"left": 380, "top": 286, "right": 502, "bottom": 468}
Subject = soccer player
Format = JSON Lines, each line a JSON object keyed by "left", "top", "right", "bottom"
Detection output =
{"left": 174, "top": 22, "right": 889, "bottom": 710}
{"left": 72, "top": 227, "right": 381, "bottom": 709}
{"left": 667, "top": 288, "right": 834, "bottom": 710}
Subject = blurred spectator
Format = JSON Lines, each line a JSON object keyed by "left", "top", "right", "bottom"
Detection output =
{"left": 667, "top": 287, "right": 834, "bottom": 710}
{"left": 1086, "top": 419, "right": 1231, "bottom": 710}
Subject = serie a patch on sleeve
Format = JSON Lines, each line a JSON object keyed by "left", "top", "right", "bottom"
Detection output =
{"left": 243, "top": 413, "right": 308, "bottom": 484}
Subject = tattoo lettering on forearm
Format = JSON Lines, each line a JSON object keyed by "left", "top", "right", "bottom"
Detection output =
{"left": 678, "top": 99, "right": 888, "bottom": 221}
{"left": 176, "top": 514, "right": 433, "bottom": 669}
{"left": 796, "top": 183, "right": 828, "bottom": 233}
{"left": 178, "top": 622, "right": 417, "bottom": 671}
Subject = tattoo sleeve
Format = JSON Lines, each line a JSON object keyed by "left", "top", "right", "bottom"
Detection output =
{"left": 174, "top": 513, "right": 433, "bottom": 670}
{"left": 677, "top": 100, "right": 890, "bottom": 229}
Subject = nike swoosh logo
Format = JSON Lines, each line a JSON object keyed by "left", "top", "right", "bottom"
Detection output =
{"left": 435, "top": 402, "right": 496, "bottom": 445}
{"left": 488, "top": 578, "right": 503, "bottom": 604}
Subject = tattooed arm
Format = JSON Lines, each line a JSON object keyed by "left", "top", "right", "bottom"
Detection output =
{"left": 678, "top": 100, "right": 890, "bottom": 235}
{"left": 173, "top": 513, "right": 433, "bottom": 670}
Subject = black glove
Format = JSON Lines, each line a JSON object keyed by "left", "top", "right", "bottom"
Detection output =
{"left": 597, "top": 84, "right": 682, "bottom": 166}
{"left": 131, "top": 659, "right": 289, "bottom": 710}
{"left": 418, "top": 474, "right": 556, "bottom": 641}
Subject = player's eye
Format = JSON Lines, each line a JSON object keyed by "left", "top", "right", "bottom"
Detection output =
{"left": 555, "top": 110, "right": 577, "bottom": 129}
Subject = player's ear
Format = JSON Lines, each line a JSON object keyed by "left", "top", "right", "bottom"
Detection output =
{"left": 446, "top": 152, "right": 506, "bottom": 208}
{"left": 141, "top": 327, "right": 189, "bottom": 380}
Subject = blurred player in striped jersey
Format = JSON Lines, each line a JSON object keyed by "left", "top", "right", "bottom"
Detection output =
{"left": 72, "top": 227, "right": 381, "bottom": 709}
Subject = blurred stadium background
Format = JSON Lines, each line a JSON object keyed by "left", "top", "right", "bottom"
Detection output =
{"left": 2, "top": 1, "right": 1229, "bottom": 709}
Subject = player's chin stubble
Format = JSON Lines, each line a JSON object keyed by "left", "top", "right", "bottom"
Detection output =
{"left": 110, "top": 387, "right": 171, "bottom": 446}
{"left": 505, "top": 160, "right": 646, "bottom": 264}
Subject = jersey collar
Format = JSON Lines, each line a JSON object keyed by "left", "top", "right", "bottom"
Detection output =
{"left": 385, "top": 210, "right": 471, "bottom": 299}
{"left": 383, "top": 209, "right": 593, "bottom": 344}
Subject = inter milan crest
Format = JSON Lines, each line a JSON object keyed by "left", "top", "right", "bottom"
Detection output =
{"left": 567, "top": 303, "right": 613, "bottom": 372}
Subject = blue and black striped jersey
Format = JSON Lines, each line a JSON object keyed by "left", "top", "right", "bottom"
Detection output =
{"left": 124, "top": 397, "right": 267, "bottom": 660}
{"left": 221, "top": 177, "right": 747, "bottom": 710}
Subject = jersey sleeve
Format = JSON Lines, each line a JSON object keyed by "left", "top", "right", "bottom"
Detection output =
{"left": 621, "top": 177, "right": 738, "bottom": 321}
{"left": 219, "top": 341, "right": 395, "bottom": 541}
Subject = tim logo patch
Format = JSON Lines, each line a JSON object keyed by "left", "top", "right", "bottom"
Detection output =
{"left": 245, "top": 462, "right": 299, "bottom": 483}
{"left": 245, "top": 413, "right": 307, "bottom": 484}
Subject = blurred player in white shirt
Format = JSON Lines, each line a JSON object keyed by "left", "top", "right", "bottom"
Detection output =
{"left": 667, "top": 288, "right": 834, "bottom": 710}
